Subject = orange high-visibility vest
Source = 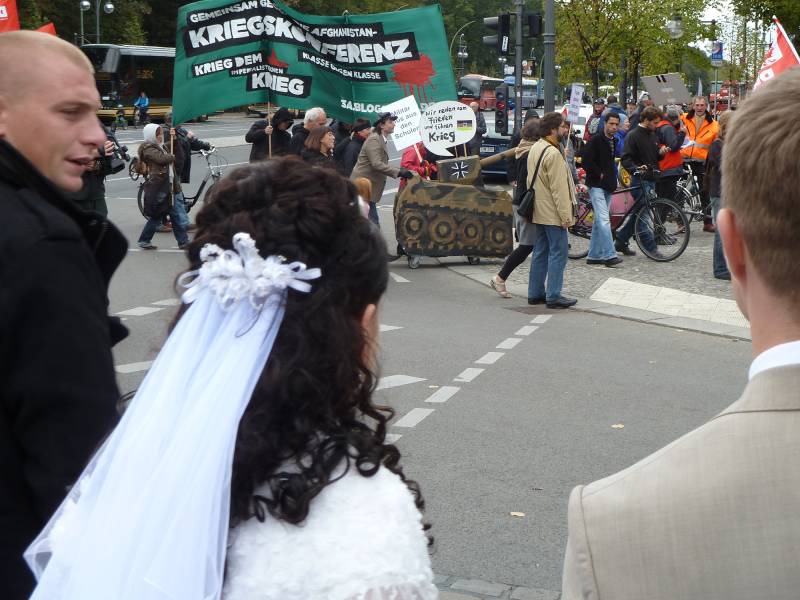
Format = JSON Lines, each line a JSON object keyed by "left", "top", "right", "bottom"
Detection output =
{"left": 657, "top": 120, "right": 684, "bottom": 172}
{"left": 680, "top": 113, "right": 719, "bottom": 162}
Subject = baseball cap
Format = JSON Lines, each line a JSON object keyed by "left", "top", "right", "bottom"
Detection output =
{"left": 352, "top": 119, "right": 371, "bottom": 133}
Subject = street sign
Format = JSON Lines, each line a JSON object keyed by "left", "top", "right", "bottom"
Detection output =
{"left": 711, "top": 40, "right": 724, "bottom": 68}
{"left": 641, "top": 73, "right": 691, "bottom": 106}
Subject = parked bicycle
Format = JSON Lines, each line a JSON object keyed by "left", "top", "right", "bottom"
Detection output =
{"left": 568, "top": 170, "right": 691, "bottom": 262}
{"left": 131, "top": 147, "right": 226, "bottom": 220}
{"left": 673, "top": 164, "right": 707, "bottom": 222}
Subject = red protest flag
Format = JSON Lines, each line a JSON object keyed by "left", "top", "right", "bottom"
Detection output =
{"left": 0, "top": 0, "right": 20, "bottom": 32}
{"left": 753, "top": 16, "right": 800, "bottom": 90}
{"left": 36, "top": 22, "right": 56, "bottom": 36}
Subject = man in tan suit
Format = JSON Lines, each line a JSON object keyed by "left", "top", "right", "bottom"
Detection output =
{"left": 561, "top": 68, "right": 800, "bottom": 600}
{"left": 350, "top": 112, "right": 412, "bottom": 227}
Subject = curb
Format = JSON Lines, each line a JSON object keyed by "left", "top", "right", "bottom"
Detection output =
{"left": 445, "top": 265, "right": 751, "bottom": 342}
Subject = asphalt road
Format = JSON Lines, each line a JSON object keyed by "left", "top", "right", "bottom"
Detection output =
{"left": 106, "top": 115, "right": 753, "bottom": 593}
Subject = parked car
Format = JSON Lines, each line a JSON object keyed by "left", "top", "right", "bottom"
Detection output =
{"left": 478, "top": 121, "right": 511, "bottom": 180}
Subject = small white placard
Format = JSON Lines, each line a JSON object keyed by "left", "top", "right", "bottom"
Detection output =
{"left": 380, "top": 95, "right": 422, "bottom": 152}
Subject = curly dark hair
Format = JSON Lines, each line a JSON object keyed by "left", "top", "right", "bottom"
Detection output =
{"left": 176, "top": 158, "right": 428, "bottom": 535}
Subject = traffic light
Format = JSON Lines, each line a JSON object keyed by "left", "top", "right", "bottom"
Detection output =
{"left": 495, "top": 83, "right": 509, "bottom": 136}
{"left": 483, "top": 14, "right": 511, "bottom": 56}
{"left": 526, "top": 13, "right": 542, "bottom": 38}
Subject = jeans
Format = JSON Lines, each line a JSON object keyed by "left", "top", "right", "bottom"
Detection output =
{"left": 172, "top": 191, "right": 190, "bottom": 229}
{"left": 615, "top": 175, "right": 656, "bottom": 252}
{"left": 138, "top": 201, "right": 188, "bottom": 247}
{"left": 711, "top": 196, "right": 730, "bottom": 278}
{"left": 368, "top": 201, "right": 380, "bottom": 228}
{"left": 587, "top": 187, "right": 615, "bottom": 260}
{"left": 528, "top": 225, "right": 568, "bottom": 302}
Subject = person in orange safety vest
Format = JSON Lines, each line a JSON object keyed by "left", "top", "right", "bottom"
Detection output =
{"left": 681, "top": 96, "right": 719, "bottom": 231}
{"left": 656, "top": 106, "right": 687, "bottom": 204}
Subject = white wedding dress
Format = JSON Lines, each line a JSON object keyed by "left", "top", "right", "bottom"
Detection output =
{"left": 222, "top": 462, "right": 438, "bottom": 600}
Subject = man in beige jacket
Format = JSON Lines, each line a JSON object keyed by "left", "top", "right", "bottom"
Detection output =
{"left": 350, "top": 112, "right": 412, "bottom": 227}
{"left": 526, "top": 112, "right": 576, "bottom": 308}
{"left": 561, "top": 68, "right": 800, "bottom": 600}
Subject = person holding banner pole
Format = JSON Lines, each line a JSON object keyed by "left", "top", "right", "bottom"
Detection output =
{"left": 246, "top": 107, "right": 293, "bottom": 162}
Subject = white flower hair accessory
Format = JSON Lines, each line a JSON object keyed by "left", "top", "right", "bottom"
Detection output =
{"left": 178, "top": 233, "right": 321, "bottom": 309}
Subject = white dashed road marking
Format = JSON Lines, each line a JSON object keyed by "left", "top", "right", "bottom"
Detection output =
{"left": 531, "top": 315, "right": 552, "bottom": 324}
{"left": 393, "top": 408, "right": 435, "bottom": 428}
{"left": 385, "top": 433, "right": 403, "bottom": 444}
{"left": 152, "top": 298, "right": 181, "bottom": 306}
{"left": 379, "top": 324, "right": 403, "bottom": 332}
{"left": 454, "top": 367, "right": 484, "bottom": 383}
{"left": 376, "top": 375, "right": 427, "bottom": 390}
{"left": 425, "top": 386, "right": 460, "bottom": 403}
{"left": 515, "top": 325, "right": 539, "bottom": 336}
{"left": 475, "top": 351, "right": 504, "bottom": 365}
{"left": 116, "top": 306, "right": 164, "bottom": 317}
{"left": 390, "top": 272, "right": 410, "bottom": 283}
{"left": 497, "top": 337, "right": 522, "bottom": 349}
{"left": 115, "top": 361, "right": 153, "bottom": 374}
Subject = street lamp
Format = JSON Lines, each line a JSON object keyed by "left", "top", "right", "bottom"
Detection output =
{"left": 456, "top": 34, "right": 468, "bottom": 78}
{"left": 79, "top": 0, "right": 114, "bottom": 45}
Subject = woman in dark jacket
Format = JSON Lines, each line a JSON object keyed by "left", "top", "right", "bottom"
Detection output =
{"left": 490, "top": 118, "right": 541, "bottom": 298}
{"left": 135, "top": 124, "right": 188, "bottom": 250}
{"left": 300, "top": 126, "right": 338, "bottom": 171}
{"left": 706, "top": 110, "right": 732, "bottom": 280}
{"left": 245, "top": 107, "right": 294, "bottom": 161}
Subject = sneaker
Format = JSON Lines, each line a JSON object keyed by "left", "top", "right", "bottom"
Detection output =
{"left": 614, "top": 241, "right": 636, "bottom": 256}
{"left": 138, "top": 243, "right": 157, "bottom": 250}
{"left": 604, "top": 257, "right": 623, "bottom": 267}
{"left": 546, "top": 296, "right": 578, "bottom": 309}
{"left": 714, "top": 272, "right": 732, "bottom": 281}
{"left": 703, "top": 223, "right": 717, "bottom": 233}
{"left": 586, "top": 258, "right": 606, "bottom": 265}
{"left": 527, "top": 297, "right": 546, "bottom": 305}
{"left": 178, "top": 243, "right": 189, "bottom": 250}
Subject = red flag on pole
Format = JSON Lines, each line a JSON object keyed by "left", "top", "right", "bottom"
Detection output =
{"left": 36, "top": 22, "right": 57, "bottom": 36}
{"left": 753, "top": 16, "right": 800, "bottom": 90}
{"left": 0, "top": 0, "right": 20, "bottom": 33}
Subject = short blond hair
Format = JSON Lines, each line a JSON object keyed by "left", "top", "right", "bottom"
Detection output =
{"left": 716, "top": 110, "right": 733, "bottom": 139}
{"left": 722, "top": 69, "right": 800, "bottom": 303}
{"left": 353, "top": 177, "right": 372, "bottom": 201}
{"left": 0, "top": 31, "right": 93, "bottom": 97}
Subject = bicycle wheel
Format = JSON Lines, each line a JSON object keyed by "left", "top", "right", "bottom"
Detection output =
{"left": 137, "top": 185, "right": 147, "bottom": 219}
{"left": 633, "top": 198, "right": 690, "bottom": 261}
{"left": 568, "top": 204, "right": 593, "bottom": 259}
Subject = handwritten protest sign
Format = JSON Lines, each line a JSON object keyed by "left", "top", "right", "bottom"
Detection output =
{"left": 420, "top": 101, "right": 476, "bottom": 157}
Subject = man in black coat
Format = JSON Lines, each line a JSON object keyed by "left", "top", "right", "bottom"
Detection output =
{"left": 245, "top": 106, "right": 293, "bottom": 161}
{"left": 337, "top": 119, "right": 371, "bottom": 176}
{"left": 579, "top": 112, "right": 622, "bottom": 267}
{"left": 0, "top": 31, "right": 127, "bottom": 599}
{"left": 288, "top": 107, "right": 327, "bottom": 156}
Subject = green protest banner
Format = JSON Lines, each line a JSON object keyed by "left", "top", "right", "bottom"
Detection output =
{"left": 172, "top": 0, "right": 457, "bottom": 125}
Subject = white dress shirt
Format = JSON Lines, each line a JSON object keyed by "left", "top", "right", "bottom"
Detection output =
{"left": 748, "top": 340, "right": 800, "bottom": 380}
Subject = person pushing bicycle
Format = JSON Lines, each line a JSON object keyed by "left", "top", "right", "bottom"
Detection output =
{"left": 616, "top": 106, "right": 663, "bottom": 259}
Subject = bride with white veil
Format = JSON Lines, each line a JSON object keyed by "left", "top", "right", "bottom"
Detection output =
{"left": 25, "top": 158, "right": 437, "bottom": 600}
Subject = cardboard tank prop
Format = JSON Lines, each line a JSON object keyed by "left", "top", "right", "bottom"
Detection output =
{"left": 394, "top": 152, "right": 516, "bottom": 266}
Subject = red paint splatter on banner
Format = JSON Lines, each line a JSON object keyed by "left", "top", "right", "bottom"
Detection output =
{"left": 391, "top": 54, "right": 436, "bottom": 102}
{"left": 267, "top": 49, "right": 288, "bottom": 68}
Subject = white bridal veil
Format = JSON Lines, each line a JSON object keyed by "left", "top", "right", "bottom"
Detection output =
{"left": 25, "top": 233, "right": 320, "bottom": 600}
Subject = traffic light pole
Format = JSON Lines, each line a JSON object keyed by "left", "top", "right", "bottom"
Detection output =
{"left": 513, "top": 0, "right": 524, "bottom": 134}
{"left": 543, "top": 0, "right": 555, "bottom": 112}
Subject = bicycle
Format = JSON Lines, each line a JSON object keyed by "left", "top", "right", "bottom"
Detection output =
{"left": 132, "top": 148, "right": 226, "bottom": 220}
{"left": 673, "top": 164, "right": 708, "bottom": 222}
{"left": 568, "top": 171, "right": 691, "bottom": 262}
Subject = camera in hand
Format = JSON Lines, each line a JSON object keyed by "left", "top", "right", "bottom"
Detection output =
{"left": 104, "top": 132, "right": 130, "bottom": 175}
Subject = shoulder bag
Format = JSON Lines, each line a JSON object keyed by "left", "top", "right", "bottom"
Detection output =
{"left": 516, "top": 146, "right": 551, "bottom": 221}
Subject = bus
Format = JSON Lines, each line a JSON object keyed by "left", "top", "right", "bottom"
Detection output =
{"left": 81, "top": 44, "right": 176, "bottom": 123}
{"left": 457, "top": 74, "right": 504, "bottom": 110}
{"left": 503, "top": 76, "right": 541, "bottom": 109}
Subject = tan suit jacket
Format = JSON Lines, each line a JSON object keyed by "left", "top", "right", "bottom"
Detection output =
{"left": 350, "top": 132, "right": 399, "bottom": 203}
{"left": 562, "top": 364, "right": 800, "bottom": 600}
